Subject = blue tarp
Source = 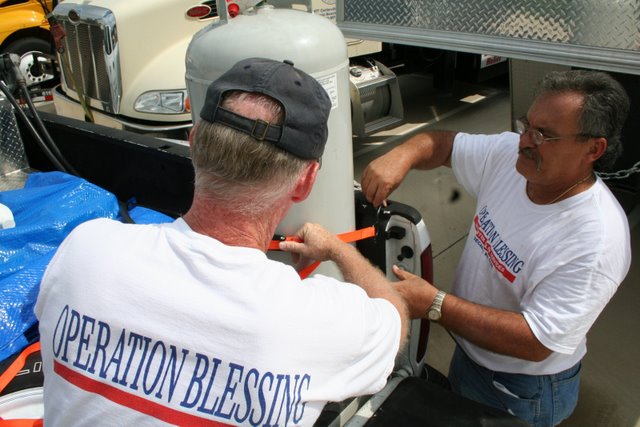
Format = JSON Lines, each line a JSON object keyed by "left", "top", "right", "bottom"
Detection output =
{"left": 0, "top": 171, "right": 172, "bottom": 360}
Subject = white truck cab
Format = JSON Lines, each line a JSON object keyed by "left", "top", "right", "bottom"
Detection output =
{"left": 51, "top": 0, "right": 219, "bottom": 139}
{"left": 50, "top": 0, "right": 382, "bottom": 139}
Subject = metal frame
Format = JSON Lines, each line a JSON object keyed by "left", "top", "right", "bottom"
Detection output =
{"left": 337, "top": 0, "right": 640, "bottom": 75}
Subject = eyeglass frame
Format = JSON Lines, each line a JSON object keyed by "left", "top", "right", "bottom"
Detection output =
{"left": 514, "top": 118, "right": 596, "bottom": 146}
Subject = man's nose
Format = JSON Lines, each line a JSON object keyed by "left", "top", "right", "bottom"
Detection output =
{"left": 519, "top": 130, "right": 536, "bottom": 148}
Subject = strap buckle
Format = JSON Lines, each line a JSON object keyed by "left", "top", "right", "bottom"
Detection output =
{"left": 251, "top": 119, "right": 271, "bottom": 141}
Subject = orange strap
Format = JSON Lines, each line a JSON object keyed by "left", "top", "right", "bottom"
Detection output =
{"left": 0, "top": 342, "right": 41, "bottom": 394}
{"left": 334, "top": 226, "right": 377, "bottom": 244}
{"left": 269, "top": 226, "right": 376, "bottom": 278}
{"left": 268, "top": 235, "right": 303, "bottom": 251}
{"left": 0, "top": 342, "right": 43, "bottom": 427}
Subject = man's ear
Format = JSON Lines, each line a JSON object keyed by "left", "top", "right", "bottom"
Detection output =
{"left": 291, "top": 161, "right": 320, "bottom": 203}
{"left": 588, "top": 137, "right": 607, "bottom": 162}
{"left": 188, "top": 124, "right": 197, "bottom": 147}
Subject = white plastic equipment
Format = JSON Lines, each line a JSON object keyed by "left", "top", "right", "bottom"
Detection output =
{"left": 185, "top": 3, "right": 354, "bottom": 278}
{"left": 0, "top": 203, "right": 15, "bottom": 229}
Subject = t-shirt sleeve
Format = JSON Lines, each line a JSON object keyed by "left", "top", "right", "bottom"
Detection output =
{"left": 522, "top": 261, "right": 619, "bottom": 354}
{"left": 452, "top": 132, "right": 519, "bottom": 198}
{"left": 300, "top": 275, "right": 402, "bottom": 400}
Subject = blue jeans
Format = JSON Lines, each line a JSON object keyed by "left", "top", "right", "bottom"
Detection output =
{"left": 448, "top": 346, "right": 581, "bottom": 427}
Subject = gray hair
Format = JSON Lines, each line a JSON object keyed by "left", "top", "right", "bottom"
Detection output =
{"left": 190, "top": 91, "right": 309, "bottom": 216}
{"left": 536, "top": 70, "right": 630, "bottom": 171}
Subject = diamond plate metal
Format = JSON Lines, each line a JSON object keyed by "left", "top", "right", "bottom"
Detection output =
{"left": 0, "top": 97, "right": 28, "bottom": 178}
{"left": 343, "top": 0, "right": 640, "bottom": 51}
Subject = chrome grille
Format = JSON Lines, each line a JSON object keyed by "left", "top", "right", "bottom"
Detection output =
{"left": 54, "top": 4, "right": 122, "bottom": 114}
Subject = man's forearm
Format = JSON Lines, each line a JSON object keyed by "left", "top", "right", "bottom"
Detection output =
{"left": 440, "top": 293, "right": 551, "bottom": 361}
{"left": 398, "top": 130, "right": 457, "bottom": 170}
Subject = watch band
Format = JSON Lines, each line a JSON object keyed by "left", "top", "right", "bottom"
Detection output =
{"left": 427, "top": 290, "right": 447, "bottom": 322}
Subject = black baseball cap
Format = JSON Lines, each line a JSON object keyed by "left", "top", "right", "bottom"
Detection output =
{"left": 199, "top": 57, "right": 332, "bottom": 160}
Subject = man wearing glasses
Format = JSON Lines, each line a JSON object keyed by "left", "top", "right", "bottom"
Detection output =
{"left": 360, "top": 70, "right": 630, "bottom": 427}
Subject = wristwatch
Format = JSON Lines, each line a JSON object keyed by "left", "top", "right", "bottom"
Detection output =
{"left": 427, "top": 290, "right": 447, "bottom": 322}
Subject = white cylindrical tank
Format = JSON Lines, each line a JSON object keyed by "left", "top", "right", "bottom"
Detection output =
{"left": 185, "top": 6, "right": 354, "bottom": 278}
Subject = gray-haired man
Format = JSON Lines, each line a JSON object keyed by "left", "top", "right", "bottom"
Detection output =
{"left": 36, "top": 58, "right": 410, "bottom": 426}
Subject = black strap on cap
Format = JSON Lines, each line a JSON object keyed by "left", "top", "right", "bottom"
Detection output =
{"left": 212, "top": 107, "right": 282, "bottom": 143}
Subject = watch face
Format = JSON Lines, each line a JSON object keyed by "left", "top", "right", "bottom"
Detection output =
{"left": 428, "top": 309, "right": 441, "bottom": 321}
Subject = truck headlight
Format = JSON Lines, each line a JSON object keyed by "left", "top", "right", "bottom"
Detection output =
{"left": 134, "top": 90, "right": 188, "bottom": 114}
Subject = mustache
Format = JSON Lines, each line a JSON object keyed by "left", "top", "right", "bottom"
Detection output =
{"left": 519, "top": 147, "right": 542, "bottom": 171}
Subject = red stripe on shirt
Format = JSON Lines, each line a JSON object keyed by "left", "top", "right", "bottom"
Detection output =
{"left": 474, "top": 216, "right": 516, "bottom": 283}
{"left": 54, "top": 361, "right": 232, "bottom": 426}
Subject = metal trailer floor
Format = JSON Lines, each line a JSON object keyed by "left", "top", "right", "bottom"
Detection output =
{"left": 352, "top": 72, "right": 640, "bottom": 427}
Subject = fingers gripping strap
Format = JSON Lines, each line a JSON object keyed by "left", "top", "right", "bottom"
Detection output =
{"left": 269, "top": 226, "right": 376, "bottom": 278}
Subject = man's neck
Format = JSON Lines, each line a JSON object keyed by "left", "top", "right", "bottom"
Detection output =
{"left": 182, "top": 197, "right": 289, "bottom": 252}
{"left": 526, "top": 172, "right": 595, "bottom": 205}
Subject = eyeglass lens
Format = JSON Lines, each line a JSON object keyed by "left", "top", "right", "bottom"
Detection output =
{"left": 515, "top": 119, "right": 544, "bottom": 145}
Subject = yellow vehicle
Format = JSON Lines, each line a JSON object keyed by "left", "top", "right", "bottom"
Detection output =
{"left": 0, "top": 0, "right": 57, "bottom": 86}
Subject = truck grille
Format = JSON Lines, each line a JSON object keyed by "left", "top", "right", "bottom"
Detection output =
{"left": 53, "top": 4, "right": 121, "bottom": 114}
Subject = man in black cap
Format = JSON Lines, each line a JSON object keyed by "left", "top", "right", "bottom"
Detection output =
{"left": 35, "top": 57, "right": 409, "bottom": 426}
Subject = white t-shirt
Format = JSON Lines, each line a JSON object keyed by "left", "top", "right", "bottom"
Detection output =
{"left": 451, "top": 132, "right": 631, "bottom": 375}
{"left": 35, "top": 218, "right": 401, "bottom": 426}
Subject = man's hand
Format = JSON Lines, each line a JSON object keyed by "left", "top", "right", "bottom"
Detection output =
{"left": 361, "top": 151, "right": 411, "bottom": 207}
{"left": 279, "top": 223, "right": 343, "bottom": 264}
{"left": 361, "top": 131, "right": 457, "bottom": 207}
{"left": 392, "top": 265, "right": 437, "bottom": 319}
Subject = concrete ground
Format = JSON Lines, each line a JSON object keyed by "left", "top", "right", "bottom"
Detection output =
{"left": 352, "top": 72, "right": 640, "bottom": 427}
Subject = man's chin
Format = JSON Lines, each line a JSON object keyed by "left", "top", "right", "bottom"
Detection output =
{"left": 517, "top": 150, "right": 542, "bottom": 173}
{"left": 516, "top": 155, "right": 535, "bottom": 177}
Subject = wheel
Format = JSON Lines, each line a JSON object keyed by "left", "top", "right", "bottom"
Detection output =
{"left": 3, "top": 37, "right": 56, "bottom": 87}
{"left": 3, "top": 37, "right": 52, "bottom": 57}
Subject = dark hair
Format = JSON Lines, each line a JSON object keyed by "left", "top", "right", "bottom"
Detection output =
{"left": 536, "top": 70, "right": 630, "bottom": 171}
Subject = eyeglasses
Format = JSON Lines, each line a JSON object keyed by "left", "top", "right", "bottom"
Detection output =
{"left": 514, "top": 118, "right": 592, "bottom": 146}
